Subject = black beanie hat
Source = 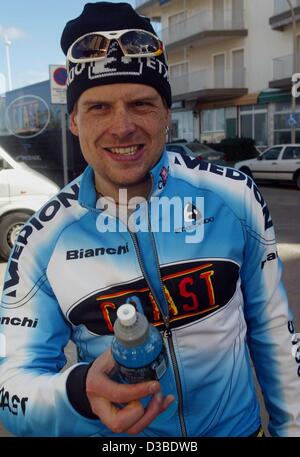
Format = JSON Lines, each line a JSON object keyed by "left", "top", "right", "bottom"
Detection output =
{"left": 61, "top": 2, "right": 172, "bottom": 113}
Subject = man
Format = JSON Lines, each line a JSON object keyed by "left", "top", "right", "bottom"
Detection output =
{"left": 0, "top": 2, "right": 299, "bottom": 437}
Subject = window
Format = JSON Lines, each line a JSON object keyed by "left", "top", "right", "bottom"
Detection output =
{"left": 203, "top": 110, "right": 214, "bottom": 132}
{"left": 274, "top": 113, "right": 289, "bottom": 130}
{"left": 170, "top": 120, "right": 178, "bottom": 141}
{"left": 202, "top": 108, "right": 225, "bottom": 132}
{"left": 275, "top": 0, "right": 300, "bottom": 15}
{"left": 0, "top": 158, "right": 12, "bottom": 170}
{"left": 213, "top": 54, "right": 225, "bottom": 88}
{"left": 274, "top": 101, "right": 300, "bottom": 144}
{"left": 262, "top": 147, "right": 282, "bottom": 160}
{"left": 240, "top": 105, "right": 267, "bottom": 146}
{"left": 213, "top": 0, "right": 224, "bottom": 29}
{"left": 167, "top": 11, "right": 186, "bottom": 42}
{"left": 282, "top": 146, "right": 300, "bottom": 159}
{"left": 232, "top": 0, "right": 244, "bottom": 28}
{"left": 254, "top": 113, "right": 267, "bottom": 146}
{"left": 166, "top": 145, "right": 183, "bottom": 153}
{"left": 0, "top": 80, "right": 87, "bottom": 187}
{"left": 232, "top": 49, "right": 245, "bottom": 87}
{"left": 172, "top": 111, "right": 194, "bottom": 141}
{"left": 240, "top": 114, "right": 252, "bottom": 138}
{"left": 216, "top": 109, "right": 225, "bottom": 129}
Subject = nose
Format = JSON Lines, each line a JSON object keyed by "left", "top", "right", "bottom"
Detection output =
{"left": 110, "top": 106, "right": 136, "bottom": 139}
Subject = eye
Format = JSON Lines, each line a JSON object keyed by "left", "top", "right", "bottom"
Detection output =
{"left": 133, "top": 100, "right": 154, "bottom": 109}
{"left": 134, "top": 101, "right": 148, "bottom": 107}
{"left": 88, "top": 103, "right": 108, "bottom": 112}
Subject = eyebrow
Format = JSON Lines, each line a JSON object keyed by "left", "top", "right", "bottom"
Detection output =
{"left": 81, "top": 100, "right": 107, "bottom": 106}
{"left": 81, "top": 95, "right": 160, "bottom": 106}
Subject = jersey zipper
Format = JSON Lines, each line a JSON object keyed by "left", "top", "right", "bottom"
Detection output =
{"left": 148, "top": 227, "right": 187, "bottom": 438}
{"left": 128, "top": 213, "right": 187, "bottom": 437}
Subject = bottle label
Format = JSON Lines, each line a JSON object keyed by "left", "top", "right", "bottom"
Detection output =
{"left": 115, "top": 346, "right": 168, "bottom": 384}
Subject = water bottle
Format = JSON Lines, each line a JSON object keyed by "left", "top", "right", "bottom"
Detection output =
{"left": 111, "top": 303, "right": 177, "bottom": 419}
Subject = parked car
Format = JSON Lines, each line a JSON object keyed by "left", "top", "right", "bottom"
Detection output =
{"left": 206, "top": 137, "right": 260, "bottom": 164}
{"left": 234, "top": 144, "right": 300, "bottom": 190}
{"left": 166, "top": 142, "right": 227, "bottom": 165}
{"left": 0, "top": 146, "right": 60, "bottom": 260}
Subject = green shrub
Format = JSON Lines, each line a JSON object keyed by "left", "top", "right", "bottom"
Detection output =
{"left": 207, "top": 137, "right": 259, "bottom": 162}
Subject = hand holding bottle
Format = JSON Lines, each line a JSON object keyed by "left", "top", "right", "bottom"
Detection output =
{"left": 85, "top": 349, "right": 174, "bottom": 435}
{"left": 111, "top": 304, "right": 177, "bottom": 415}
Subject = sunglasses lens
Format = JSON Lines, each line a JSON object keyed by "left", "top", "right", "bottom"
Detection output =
{"left": 120, "top": 30, "right": 161, "bottom": 55}
{"left": 71, "top": 34, "right": 109, "bottom": 59}
{"left": 69, "top": 30, "right": 163, "bottom": 62}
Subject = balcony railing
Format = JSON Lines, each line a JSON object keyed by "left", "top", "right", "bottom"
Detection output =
{"left": 136, "top": 0, "right": 149, "bottom": 7}
{"left": 274, "top": 0, "right": 300, "bottom": 15}
{"left": 135, "top": 0, "right": 157, "bottom": 8}
{"left": 170, "top": 67, "right": 246, "bottom": 97}
{"left": 161, "top": 9, "right": 245, "bottom": 46}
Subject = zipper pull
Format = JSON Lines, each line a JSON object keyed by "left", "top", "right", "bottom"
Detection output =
{"left": 164, "top": 327, "right": 172, "bottom": 339}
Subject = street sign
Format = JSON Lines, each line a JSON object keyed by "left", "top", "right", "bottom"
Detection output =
{"left": 286, "top": 113, "right": 300, "bottom": 127}
{"left": 49, "top": 65, "right": 68, "bottom": 185}
{"left": 49, "top": 65, "right": 67, "bottom": 104}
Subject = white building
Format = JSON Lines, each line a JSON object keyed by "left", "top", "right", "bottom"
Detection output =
{"left": 136, "top": 0, "right": 300, "bottom": 146}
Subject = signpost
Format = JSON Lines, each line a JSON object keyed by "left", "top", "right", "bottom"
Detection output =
{"left": 49, "top": 65, "right": 68, "bottom": 186}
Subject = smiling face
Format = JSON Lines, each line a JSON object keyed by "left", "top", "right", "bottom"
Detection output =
{"left": 70, "top": 83, "right": 170, "bottom": 201}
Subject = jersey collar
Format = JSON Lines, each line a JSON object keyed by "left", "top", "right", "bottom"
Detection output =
{"left": 78, "top": 148, "right": 170, "bottom": 210}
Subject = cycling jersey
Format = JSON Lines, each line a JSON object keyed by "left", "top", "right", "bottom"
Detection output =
{"left": 0, "top": 150, "right": 299, "bottom": 436}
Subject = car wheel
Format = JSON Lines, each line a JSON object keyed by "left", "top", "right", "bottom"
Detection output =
{"left": 294, "top": 172, "right": 300, "bottom": 190}
{"left": 239, "top": 167, "right": 252, "bottom": 178}
{"left": 0, "top": 212, "right": 31, "bottom": 260}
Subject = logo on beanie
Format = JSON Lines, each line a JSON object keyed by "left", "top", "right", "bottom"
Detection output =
{"left": 67, "top": 63, "right": 87, "bottom": 85}
{"left": 68, "top": 41, "right": 169, "bottom": 86}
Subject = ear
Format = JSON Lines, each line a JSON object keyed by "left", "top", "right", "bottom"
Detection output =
{"left": 166, "top": 109, "right": 171, "bottom": 129}
{"left": 70, "top": 111, "right": 79, "bottom": 136}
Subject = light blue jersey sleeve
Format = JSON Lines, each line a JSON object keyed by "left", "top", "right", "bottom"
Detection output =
{"left": 240, "top": 181, "right": 300, "bottom": 436}
{"left": 0, "top": 185, "right": 104, "bottom": 436}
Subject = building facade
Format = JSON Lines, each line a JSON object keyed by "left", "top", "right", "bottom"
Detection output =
{"left": 136, "top": 0, "right": 300, "bottom": 146}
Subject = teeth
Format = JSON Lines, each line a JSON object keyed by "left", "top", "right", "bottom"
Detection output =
{"left": 108, "top": 146, "right": 139, "bottom": 155}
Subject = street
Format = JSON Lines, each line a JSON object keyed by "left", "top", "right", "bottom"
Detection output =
{"left": 0, "top": 183, "right": 299, "bottom": 437}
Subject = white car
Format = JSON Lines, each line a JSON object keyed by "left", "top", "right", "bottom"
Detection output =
{"left": 0, "top": 146, "right": 60, "bottom": 260}
{"left": 234, "top": 144, "right": 300, "bottom": 190}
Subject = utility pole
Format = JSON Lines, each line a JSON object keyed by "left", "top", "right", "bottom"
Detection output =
{"left": 4, "top": 35, "right": 13, "bottom": 91}
{"left": 286, "top": 0, "right": 297, "bottom": 143}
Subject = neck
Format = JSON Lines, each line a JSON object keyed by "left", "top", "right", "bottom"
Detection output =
{"left": 95, "top": 175, "right": 152, "bottom": 204}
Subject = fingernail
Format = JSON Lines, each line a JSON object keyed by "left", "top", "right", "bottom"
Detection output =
{"left": 149, "top": 382, "right": 159, "bottom": 395}
{"left": 166, "top": 395, "right": 175, "bottom": 406}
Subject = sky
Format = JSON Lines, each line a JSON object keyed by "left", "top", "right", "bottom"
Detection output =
{"left": 0, "top": 0, "right": 136, "bottom": 92}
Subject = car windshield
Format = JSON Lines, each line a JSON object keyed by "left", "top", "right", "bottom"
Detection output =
{"left": 186, "top": 143, "right": 216, "bottom": 153}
